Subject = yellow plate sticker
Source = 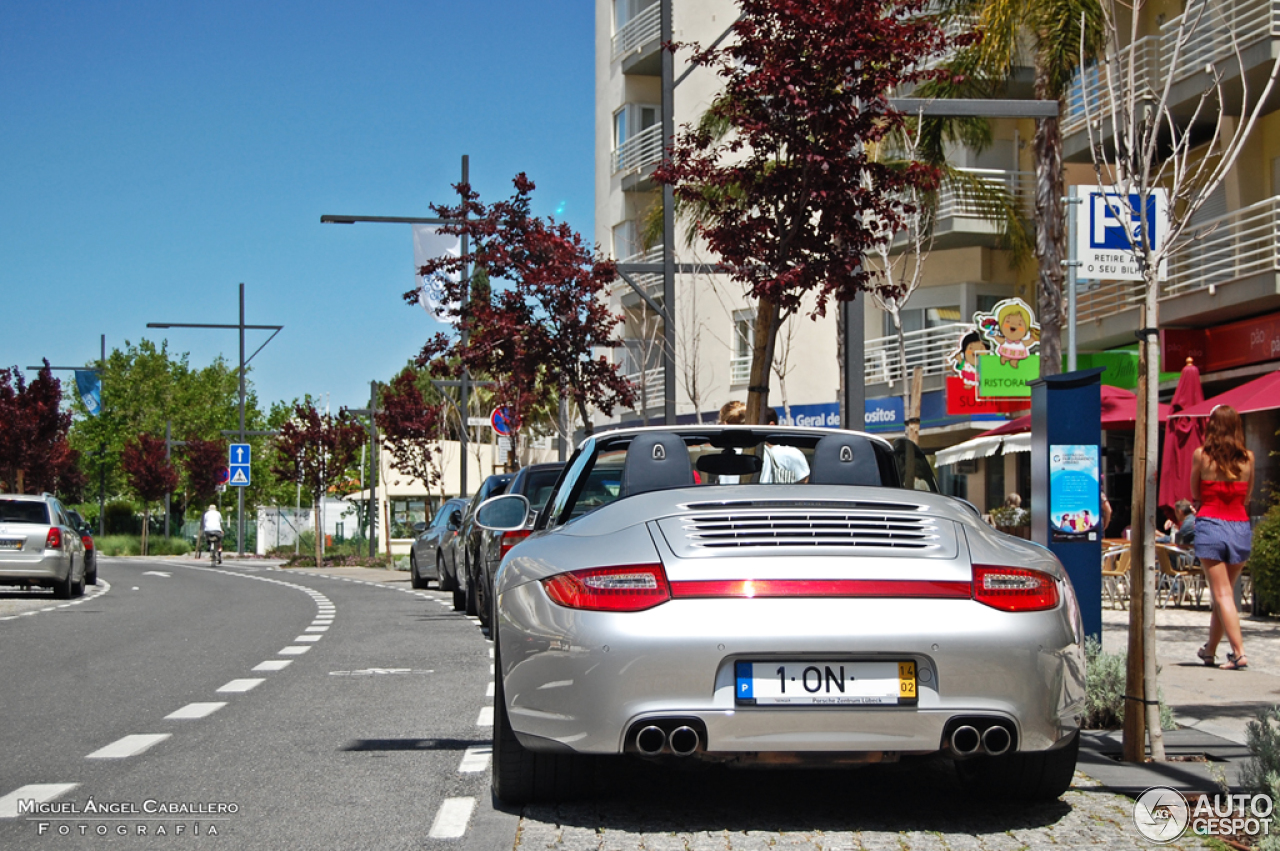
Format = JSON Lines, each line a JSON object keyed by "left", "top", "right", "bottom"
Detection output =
{"left": 898, "top": 661, "right": 917, "bottom": 700}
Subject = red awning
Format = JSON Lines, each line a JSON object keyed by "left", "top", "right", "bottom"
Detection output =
{"left": 1169, "top": 369, "right": 1280, "bottom": 418}
{"left": 977, "top": 385, "right": 1171, "bottom": 437}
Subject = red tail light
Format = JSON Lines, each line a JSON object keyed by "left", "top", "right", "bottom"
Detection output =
{"left": 972, "top": 565, "right": 1058, "bottom": 612}
{"left": 45, "top": 528, "right": 62, "bottom": 549}
{"left": 542, "top": 565, "right": 671, "bottom": 612}
{"left": 499, "top": 529, "right": 531, "bottom": 559}
{"left": 81, "top": 535, "right": 94, "bottom": 551}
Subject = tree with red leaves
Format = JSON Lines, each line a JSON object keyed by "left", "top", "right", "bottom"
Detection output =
{"left": 376, "top": 369, "right": 444, "bottom": 492}
{"left": 121, "top": 433, "right": 179, "bottom": 556}
{"left": 181, "top": 436, "right": 229, "bottom": 512}
{"left": 0, "top": 363, "right": 78, "bottom": 497}
{"left": 410, "top": 174, "right": 634, "bottom": 457}
{"left": 653, "top": 0, "right": 967, "bottom": 424}
{"left": 269, "top": 402, "right": 365, "bottom": 566}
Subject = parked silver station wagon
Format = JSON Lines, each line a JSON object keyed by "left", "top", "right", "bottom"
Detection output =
{"left": 476, "top": 426, "right": 1086, "bottom": 804}
{"left": 0, "top": 493, "right": 88, "bottom": 598}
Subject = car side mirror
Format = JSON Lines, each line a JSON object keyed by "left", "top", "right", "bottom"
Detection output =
{"left": 411, "top": 521, "right": 427, "bottom": 535}
{"left": 475, "top": 494, "right": 530, "bottom": 531}
{"left": 448, "top": 510, "right": 462, "bottom": 530}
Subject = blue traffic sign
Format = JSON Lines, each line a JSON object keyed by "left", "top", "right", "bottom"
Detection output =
{"left": 229, "top": 443, "right": 251, "bottom": 487}
{"left": 490, "top": 406, "right": 516, "bottom": 437}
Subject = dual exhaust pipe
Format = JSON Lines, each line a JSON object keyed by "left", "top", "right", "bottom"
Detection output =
{"left": 635, "top": 723, "right": 701, "bottom": 757}
{"left": 949, "top": 723, "right": 1012, "bottom": 757}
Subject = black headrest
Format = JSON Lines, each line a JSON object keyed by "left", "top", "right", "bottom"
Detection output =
{"left": 621, "top": 433, "right": 695, "bottom": 496}
{"left": 809, "top": 434, "right": 881, "bottom": 486}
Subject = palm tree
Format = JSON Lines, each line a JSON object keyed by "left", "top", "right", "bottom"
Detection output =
{"left": 924, "top": 0, "right": 1105, "bottom": 376}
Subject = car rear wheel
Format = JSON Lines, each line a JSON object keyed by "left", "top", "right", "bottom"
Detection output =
{"left": 492, "top": 639, "right": 594, "bottom": 804}
{"left": 54, "top": 560, "right": 84, "bottom": 600}
{"left": 956, "top": 729, "right": 1079, "bottom": 801}
{"left": 465, "top": 564, "right": 479, "bottom": 616}
{"left": 85, "top": 560, "right": 97, "bottom": 586}
{"left": 475, "top": 571, "right": 491, "bottom": 631}
{"left": 438, "top": 555, "right": 456, "bottom": 592}
{"left": 410, "top": 553, "right": 427, "bottom": 589}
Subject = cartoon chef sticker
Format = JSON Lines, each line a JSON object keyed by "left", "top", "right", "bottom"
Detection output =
{"left": 976, "top": 298, "right": 1041, "bottom": 368}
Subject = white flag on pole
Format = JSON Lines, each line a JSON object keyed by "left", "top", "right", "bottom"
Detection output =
{"left": 412, "top": 226, "right": 462, "bottom": 323}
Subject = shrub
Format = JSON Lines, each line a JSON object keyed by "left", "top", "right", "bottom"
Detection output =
{"left": 1250, "top": 500, "right": 1280, "bottom": 615}
{"left": 1242, "top": 706, "right": 1280, "bottom": 851}
{"left": 1083, "top": 636, "right": 1175, "bottom": 731}
{"left": 94, "top": 535, "right": 192, "bottom": 557}
{"left": 103, "top": 500, "right": 138, "bottom": 535}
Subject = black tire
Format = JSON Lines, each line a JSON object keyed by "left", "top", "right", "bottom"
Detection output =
{"left": 54, "top": 559, "right": 83, "bottom": 599}
{"left": 438, "top": 553, "right": 456, "bottom": 592}
{"left": 410, "top": 553, "right": 427, "bottom": 589}
{"left": 452, "top": 587, "right": 466, "bottom": 611}
{"left": 492, "top": 637, "right": 594, "bottom": 805}
{"left": 956, "top": 729, "right": 1079, "bottom": 801}
{"left": 465, "top": 568, "right": 479, "bottom": 616}
{"left": 475, "top": 568, "right": 492, "bottom": 631}
{"left": 85, "top": 560, "right": 97, "bottom": 586}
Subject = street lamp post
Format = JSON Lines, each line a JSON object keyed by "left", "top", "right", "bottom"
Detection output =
{"left": 321, "top": 154, "right": 473, "bottom": 497}
{"left": 148, "top": 283, "right": 283, "bottom": 557}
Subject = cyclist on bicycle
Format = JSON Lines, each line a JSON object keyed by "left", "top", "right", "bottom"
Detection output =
{"left": 200, "top": 503, "right": 224, "bottom": 562}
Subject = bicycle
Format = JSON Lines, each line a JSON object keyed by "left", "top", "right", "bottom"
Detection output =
{"left": 204, "top": 531, "right": 224, "bottom": 565}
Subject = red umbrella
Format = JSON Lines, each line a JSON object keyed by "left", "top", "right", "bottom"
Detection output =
{"left": 1157, "top": 358, "right": 1205, "bottom": 514}
{"left": 977, "top": 385, "right": 1171, "bottom": 437}
{"left": 1169, "top": 368, "right": 1280, "bottom": 418}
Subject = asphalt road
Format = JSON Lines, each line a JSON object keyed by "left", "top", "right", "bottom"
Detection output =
{"left": 0, "top": 557, "right": 515, "bottom": 850}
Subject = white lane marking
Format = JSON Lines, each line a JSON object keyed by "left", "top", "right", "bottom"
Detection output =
{"left": 279, "top": 646, "right": 311, "bottom": 655}
{"left": 217, "top": 678, "right": 265, "bottom": 693}
{"left": 142, "top": 571, "right": 171, "bottom": 577}
{"left": 86, "top": 734, "right": 170, "bottom": 759}
{"left": 428, "top": 797, "right": 475, "bottom": 839}
{"left": 293, "top": 635, "right": 322, "bottom": 642}
{"left": 0, "top": 784, "right": 78, "bottom": 818}
{"left": 304, "top": 626, "right": 329, "bottom": 632}
{"left": 486, "top": 681, "right": 495, "bottom": 698}
{"left": 165, "top": 702, "right": 227, "bottom": 720}
{"left": 253, "top": 659, "right": 292, "bottom": 671}
{"left": 459, "top": 746, "right": 492, "bottom": 773}
{"left": 476, "top": 706, "right": 494, "bottom": 727}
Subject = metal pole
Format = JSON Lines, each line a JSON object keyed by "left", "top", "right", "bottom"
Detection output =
{"left": 164, "top": 420, "right": 171, "bottom": 539}
{"left": 1065, "top": 190, "right": 1082, "bottom": 372}
{"left": 238, "top": 283, "right": 246, "bottom": 557}
{"left": 369, "top": 380, "right": 378, "bottom": 559}
{"left": 460, "top": 154, "right": 471, "bottom": 496}
{"left": 660, "top": 0, "right": 677, "bottom": 427}
{"left": 99, "top": 334, "right": 106, "bottom": 536}
{"left": 841, "top": 296, "right": 865, "bottom": 429}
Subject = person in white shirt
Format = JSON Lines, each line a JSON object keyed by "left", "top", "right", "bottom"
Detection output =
{"left": 199, "top": 504, "right": 224, "bottom": 558}
{"left": 759, "top": 407, "right": 810, "bottom": 483}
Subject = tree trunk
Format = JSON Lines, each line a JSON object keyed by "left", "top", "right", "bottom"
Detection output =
{"left": 15, "top": 470, "right": 25, "bottom": 495}
{"left": 141, "top": 507, "right": 150, "bottom": 557}
{"left": 746, "top": 297, "right": 781, "bottom": 425}
{"left": 1122, "top": 322, "right": 1148, "bottom": 762}
{"left": 1033, "top": 90, "right": 1066, "bottom": 378}
{"left": 313, "top": 501, "right": 323, "bottom": 567}
{"left": 1141, "top": 275, "right": 1166, "bottom": 760}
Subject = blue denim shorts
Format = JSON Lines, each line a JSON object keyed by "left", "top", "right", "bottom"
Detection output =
{"left": 1194, "top": 516, "right": 1253, "bottom": 565}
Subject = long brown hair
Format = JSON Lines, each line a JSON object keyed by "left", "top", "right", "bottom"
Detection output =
{"left": 1202, "top": 405, "right": 1249, "bottom": 479}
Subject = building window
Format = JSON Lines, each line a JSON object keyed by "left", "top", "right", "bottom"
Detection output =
{"left": 731, "top": 310, "right": 753, "bottom": 384}
{"left": 389, "top": 498, "right": 426, "bottom": 540}
{"left": 613, "top": 220, "right": 640, "bottom": 260}
{"left": 883, "top": 305, "right": 961, "bottom": 337}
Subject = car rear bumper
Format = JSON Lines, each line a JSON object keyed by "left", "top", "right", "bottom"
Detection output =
{"left": 498, "top": 583, "right": 1085, "bottom": 757}
{"left": 0, "top": 553, "right": 72, "bottom": 584}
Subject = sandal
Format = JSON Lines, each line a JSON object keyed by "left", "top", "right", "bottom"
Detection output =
{"left": 1197, "top": 645, "right": 1216, "bottom": 667}
{"left": 1220, "top": 653, "right": 1248, "bottom": 671}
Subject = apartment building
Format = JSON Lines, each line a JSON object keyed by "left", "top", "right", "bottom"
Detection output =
{"left": 594, "top": 0, "right": 1280, "bottom": 513}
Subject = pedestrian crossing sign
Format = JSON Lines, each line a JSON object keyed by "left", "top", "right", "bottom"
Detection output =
{"left": 229, "top": 443, "right": 251, "bottom": 487}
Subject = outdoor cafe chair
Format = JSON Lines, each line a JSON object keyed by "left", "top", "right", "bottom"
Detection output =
{"left": 1156, "top": 544, "right": 1196, "bottom": 608}
{"left": 1101, "top": 546, "right": 1130, "bottom": 609}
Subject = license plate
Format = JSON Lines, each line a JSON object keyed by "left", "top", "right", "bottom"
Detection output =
{"left": 0, "top": 539, "right": 22, "bottom": 551}
{"left": 735, "top": 660, "right": 917, "bottom": 706}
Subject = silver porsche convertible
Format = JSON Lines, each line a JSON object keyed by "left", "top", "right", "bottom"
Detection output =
{"left": 475, "top": 425, "right": 1086, "bottom": 805}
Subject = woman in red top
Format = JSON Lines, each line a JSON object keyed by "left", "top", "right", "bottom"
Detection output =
{"left": 1192, "top": 405, "right": 1255, "bottom": 670}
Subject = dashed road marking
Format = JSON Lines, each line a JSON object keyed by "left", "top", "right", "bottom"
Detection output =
{"left": 304, "top": 626, "right": 329, "bottom": 632}
{"left": 86, "top": 734, "right": 170, "bottom": 759}
{"left": 165, "top": 702, "right": 227, "bottom": 720}
{"left": 253, "top": 659, "right": 292, "bottom": 671}
{"left": 293, "top": 635, "right": 322, "bottom": 642}
{"left": 279, "top": 646, "right": 311, "bottom": 655}
{"left": 0, "top": 784, "right": 78, "bottom": 818}
{"left": 428, "top": 797, "right": 475, "bottom": 838}
{"left": 217, "top": 678, "right": 265, "bottom": 693}
{"left": 459, "top": 746, "right": 492, "bottom": 773}
{"left": 476, "top": 707, "right": 494, "bottom": 727}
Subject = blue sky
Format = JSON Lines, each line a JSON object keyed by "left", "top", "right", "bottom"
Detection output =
{"left": 1, "top": 0, "right": 595, "bottom": 411}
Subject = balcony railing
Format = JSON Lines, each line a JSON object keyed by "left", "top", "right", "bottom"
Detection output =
{"left": 624, "top": 367, "right": 665, "bottom": 409}
{"left": 1064, "top": 0, "right": 1280, "bottom": 136}
{"left": 864, "top": 322, "right": 972, "bottom": 386}
{"left": 730, "top": 355, "right": 751, "bottom": 385}
{"left": 610, "top": 244, "right": 664, "bottom": 301}
{"left": 611, "top": 3, "right": 660, "bottom": 60}
{"left": 936, "top": 168, "right": 1036, "bottom": 220}
{"left": 1071, "top": 194, "right": 1280, "bottom": 323}
{"left": 612, "top": 123, "right": 664, "bottom": 174}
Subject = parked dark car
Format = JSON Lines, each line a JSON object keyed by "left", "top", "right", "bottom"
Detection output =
{"left": 409, "top": 497, "right": 467, "bottom": 591}
{"left": 454, "top": 473, "right": 514, "bottom": 614}
{"left": 472, "top": 462, "right": 565, "bottom": 630}
{"left": 65, "top": 508, "right": 97, "bottom": 586}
